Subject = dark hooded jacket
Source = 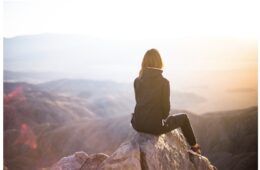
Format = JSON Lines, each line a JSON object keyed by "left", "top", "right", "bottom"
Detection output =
{"left": 131, "top": 68, "right": 170, "bottom": 135}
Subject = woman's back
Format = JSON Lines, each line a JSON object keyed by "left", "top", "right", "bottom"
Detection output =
{"left": 131, "top": 67, "right": 170, "bottom": 134}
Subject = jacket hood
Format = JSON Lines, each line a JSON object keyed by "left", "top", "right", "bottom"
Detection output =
{"left": 143, "top": 68, "right": 163, "bottom": 78}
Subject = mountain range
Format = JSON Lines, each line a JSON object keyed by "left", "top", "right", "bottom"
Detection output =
{"left": 3, "top": 80, "right": 257, "bottom": 170}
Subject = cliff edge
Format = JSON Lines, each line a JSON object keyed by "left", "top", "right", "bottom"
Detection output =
{"left": 49, "top": 130, "right": 217, "bottom": 170}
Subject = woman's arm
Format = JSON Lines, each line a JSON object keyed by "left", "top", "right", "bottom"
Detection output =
{"left": 162, "top": 80, "right": 170, "bottom": 119}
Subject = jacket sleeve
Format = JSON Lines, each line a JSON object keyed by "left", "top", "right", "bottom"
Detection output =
{"left": 162, "top": 80, "right": 170, "bottom": 119}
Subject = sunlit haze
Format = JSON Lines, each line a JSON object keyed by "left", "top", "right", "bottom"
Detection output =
{"left": 3, "top": 0, "right": 258, "bottom": 113}
{"left": 2, "top": 1, "right": 259, "bottom": 170}
{"left": 4, "top": 0, "right": 258, "bottom": 39}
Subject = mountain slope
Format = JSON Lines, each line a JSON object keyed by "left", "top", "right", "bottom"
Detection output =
{"left": 4, "top": 82, "right": 96, "bottom": 130}
{"left": 187, "top": 107, "right": 257, "bottom": 170}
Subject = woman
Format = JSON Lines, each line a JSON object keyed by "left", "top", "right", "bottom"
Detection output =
{"left": 131, "top": 48, "right": 201, "bottom": 154}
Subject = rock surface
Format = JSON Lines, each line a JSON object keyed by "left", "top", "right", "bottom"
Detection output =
{"left": 49, "top": 130, "right": 217, "bottom": 170}
{"left": 48, "top": 152, "right": 109, "bottom": 170}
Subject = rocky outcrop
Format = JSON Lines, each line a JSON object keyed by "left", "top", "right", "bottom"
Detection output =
{"left": 49, "top": 152, "right": 109, "bottom": 170}
{"left": 49, "top": 130, "right": 216, "bottom": 170}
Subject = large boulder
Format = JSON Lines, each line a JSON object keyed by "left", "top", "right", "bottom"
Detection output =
{"left": 48, "top": 130, "right": 217, "bottom": 170}
{"left": 47, "top": 152, "right": 109, "bottom": 170}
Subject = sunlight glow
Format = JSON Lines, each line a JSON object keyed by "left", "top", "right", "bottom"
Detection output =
{"left": 4, "top": 0, "right": 259, "bottom": 39}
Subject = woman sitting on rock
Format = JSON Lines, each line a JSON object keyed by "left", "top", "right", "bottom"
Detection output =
{"left": 131, "top": 48, "right": 201, "bottom": 154}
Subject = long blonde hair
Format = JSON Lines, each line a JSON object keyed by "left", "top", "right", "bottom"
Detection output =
{"left": 139, "top": 48, "right": 164, "bottom": 78}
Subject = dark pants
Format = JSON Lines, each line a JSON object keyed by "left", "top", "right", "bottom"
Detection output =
{"left": 131, "top": 113, "right": 197, "bottom": 146}
{"left": 161, "top": 113, "right": 197, "bottom": 146}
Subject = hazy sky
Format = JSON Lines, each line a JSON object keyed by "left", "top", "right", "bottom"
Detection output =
{"left": 3, "top": 0, "right": 258, "bottom": 112}
{"left": 4, "top": 0, "right": 258, "bottom": 39}
{"left": 4, "top": 0, "right": 257, "bottom": 76}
